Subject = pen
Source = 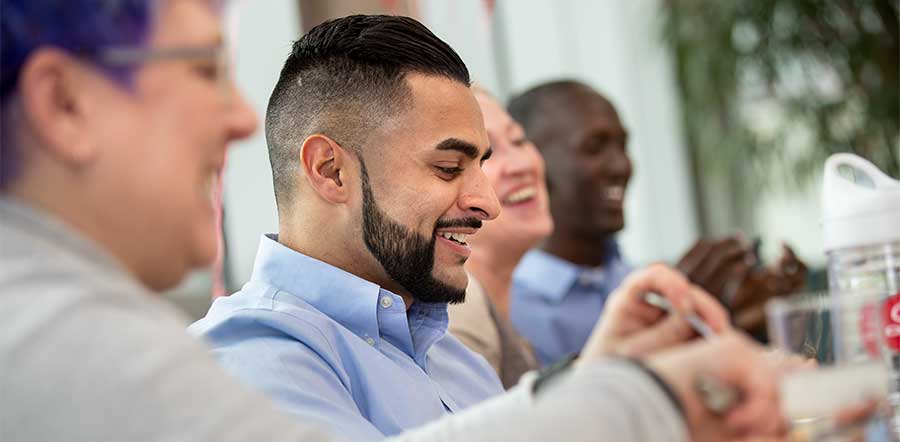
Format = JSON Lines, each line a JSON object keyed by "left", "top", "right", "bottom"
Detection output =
{"left": 643, "top": 292, "right": 716, "bottom": 339}
{"left": 642, "top": 292, "right": 739, "bottom": 414}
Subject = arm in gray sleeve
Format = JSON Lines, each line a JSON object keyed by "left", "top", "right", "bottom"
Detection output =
{"left": 389, "top": 360, "right": 688, "bottom": 442}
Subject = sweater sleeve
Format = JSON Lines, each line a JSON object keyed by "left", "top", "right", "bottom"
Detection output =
{"left": 388, "top": 359, "right": 688, "bottom": 442}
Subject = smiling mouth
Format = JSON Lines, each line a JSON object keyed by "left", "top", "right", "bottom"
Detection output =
{"left": 502, "top": 186, "right": 537, "bottom": 205}
{"left": 604, "top": 186, "right": 624, "bottom": 202}
{"left": 437, "top": 231, "right": 468, "bottom": 246}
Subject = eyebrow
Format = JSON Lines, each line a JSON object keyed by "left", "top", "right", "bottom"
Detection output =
{"left": 434, "top": 138, "right": 492, "bottom": 162}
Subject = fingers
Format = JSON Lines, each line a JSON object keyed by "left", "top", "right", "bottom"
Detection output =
{"left": 693, "top": 238, "right": 747, "bottom": 282}
{"left": 686, "top": 284, "right": 731, "bottom": 333}
{"left": 620, "top": 263, "right": 695, "bottom": 311}
{"left": 833, "top": 400, "right": 879, "bottom": 426}
{"left": 677, "top": 239, "right": 713, "bottom": 275}
{"left": 732, "top": 303, "right": 767, "bottom": 334}
{"left": 646, "top": 332, "right": 787, "bottom": 441}
{"left": 710, "top": 335, "right": 782, "bottom": 435}
{"left": 616, "top": 314, "right": 694, "bottom": 357}
{"left": 616, "top": 263, "right": 731, "bottom": 334}
{"left": 707, "top": 258, "right": 752, "bottom": 305}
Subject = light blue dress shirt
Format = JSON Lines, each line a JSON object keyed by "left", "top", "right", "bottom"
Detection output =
{"left": 189, "top": 234, "right": 503, "bottom": 441}
{"left": 511, "top": 241, "right": 633, "bottom": 366}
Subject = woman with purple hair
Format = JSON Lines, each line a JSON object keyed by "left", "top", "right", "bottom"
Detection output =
{"left": 0, "top": 4, "right": 789, "bottom": 442}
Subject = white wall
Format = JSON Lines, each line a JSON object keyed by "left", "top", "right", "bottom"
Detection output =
{"left": 225, "top": 1, "right": 298, "bottom": 286}
{"left": 424, "top": 0, "right": 700, "bottom": 265}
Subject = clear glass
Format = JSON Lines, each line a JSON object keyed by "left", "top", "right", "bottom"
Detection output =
{"left": 828, "top": 241, "right": 900, "bottom": 439}
{"left": 767, "top": 292, "right": 892, "bottom": 441}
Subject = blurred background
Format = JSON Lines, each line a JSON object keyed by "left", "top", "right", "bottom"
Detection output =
{"left": 167, "top": 0, "right": 899, "bottom": 318}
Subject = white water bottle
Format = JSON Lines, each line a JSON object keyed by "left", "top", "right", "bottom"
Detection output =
{"left": 822, "top": 153, "right": 900, "bottom": 437}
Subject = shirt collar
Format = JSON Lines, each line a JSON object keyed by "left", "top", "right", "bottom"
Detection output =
{"left": 513, "top": 239, "right": 625, "bottom": 302}
{"left": 249, "top": 234, "right": 448, "bottom": 364}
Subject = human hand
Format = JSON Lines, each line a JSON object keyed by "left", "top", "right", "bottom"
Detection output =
{"left": 730, "top": 244, "right": 807, "bottom": 336}
{"left": 646, "top": 332, "right": 788, "bottom": 442}
{"left": 580, "top": 263, "right": 730, "bottom": 359}
{"left": 676, "top": 236, "right": 754, "bottom": 302}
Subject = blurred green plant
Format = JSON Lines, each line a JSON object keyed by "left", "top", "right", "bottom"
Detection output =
{"left": 663, "top": 0, "right": 899, "bottom": 191}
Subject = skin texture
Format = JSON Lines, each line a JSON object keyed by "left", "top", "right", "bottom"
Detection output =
{"left": 465, "top": 90, "right": 554, "bottom": 319}
{"left": 279, "top": 73, "right": 499, "bottom": 309}
{"left": 5, "top": 0, "right": 257, "bottom": 291}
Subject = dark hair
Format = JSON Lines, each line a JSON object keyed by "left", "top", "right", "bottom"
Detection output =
{"left": 507, "top": 79, "right": 601, "bottom": 149}
{"left": 265, "top": 14, "right": 470, "bottom": 211}
{"left": 1, "top": 0, "right": 154, "bottom": 188}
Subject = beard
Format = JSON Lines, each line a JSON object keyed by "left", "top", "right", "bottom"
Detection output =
{"left": 359, "top": 159, "right": 479, "bottom": 305}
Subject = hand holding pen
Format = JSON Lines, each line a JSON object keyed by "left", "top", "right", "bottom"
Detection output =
{"left": 577, "top": 264, "right": 787, "bottom": 441}
{"left": 581, "top": 263, "right": 731, "bottom": 358}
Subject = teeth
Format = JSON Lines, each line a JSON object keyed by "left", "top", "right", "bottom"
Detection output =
{"left": 438, "top": 231, "right": 468, "bottom": 245}
{"left": 503, "top": 186, "right": 536, "bottom": 204}
{"left": 605, "top": 186, "right": 624, "bottom": 201}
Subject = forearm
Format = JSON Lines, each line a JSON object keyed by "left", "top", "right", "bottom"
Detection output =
{"left": 388, "top": 359, "right": 688, "bottom": 442}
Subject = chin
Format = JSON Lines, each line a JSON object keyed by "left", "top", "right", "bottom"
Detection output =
{"left": 189, "top": 228, "right": 220, "bottom": 268}
{"left": 436, "top": 268, "right": 469, "bottom": 291}
{"left": 143, "top": 264, "right": 191, "bottom": 293}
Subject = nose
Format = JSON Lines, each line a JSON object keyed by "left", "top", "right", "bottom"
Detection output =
{"left": 225, "top": 83, "right": 259, "bottom": 143}
{"left": 460, "top": 168, "right": 501, "bottom": 221}
{"left": 606, "top": 147, "right": 633, "bottom": 181}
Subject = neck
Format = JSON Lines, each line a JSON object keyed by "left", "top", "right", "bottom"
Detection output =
{"left": 467, "top": 241, "right": 530, "bottom": 321}
{"left": 542, "top": 227, "right": 612, "bottom": 268}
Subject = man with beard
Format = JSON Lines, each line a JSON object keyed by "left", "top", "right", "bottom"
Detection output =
{"left": 188, "top": 14, "right": 769, "bottom": 441}
{"left": 2, "top": 6, "right": 792, "bottom": 442}
{"left": 507, "top": 80, "right": 807, "bottom": 365}
{"left": 189, "top": 15, "right": 504, "bottom": 440}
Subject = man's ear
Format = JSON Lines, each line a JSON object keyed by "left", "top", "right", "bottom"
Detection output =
{"left": 18, "top": 48, "right": 101, "bottom": 167}
{"left": 300, "top": 134, "right": 353, "bottom": 204}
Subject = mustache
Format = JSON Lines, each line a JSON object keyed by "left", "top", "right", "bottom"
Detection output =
{"left": 434, "top": 217, "right": 482, "bottom": 231}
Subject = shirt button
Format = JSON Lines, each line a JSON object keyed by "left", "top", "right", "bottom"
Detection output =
{"left": 365, "top": 337, "right": 376, "bottom": 346}
{"left": 379, "top": 296, "right": 394, "bottom": 309}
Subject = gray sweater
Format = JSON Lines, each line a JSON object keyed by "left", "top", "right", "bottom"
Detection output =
{"left": 0, "top": 197, "right": 687, "bottom": 442}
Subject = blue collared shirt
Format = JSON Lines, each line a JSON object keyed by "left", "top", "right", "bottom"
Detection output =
{"left": 511, "top": 241, "right": 633, "bottom": 366}
{"left": 189, "top": 235, "right": 503, "bottom": 441}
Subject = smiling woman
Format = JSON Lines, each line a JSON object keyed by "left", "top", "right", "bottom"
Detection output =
{"left": 447, "top": 87, "right": 554, "bottom": 388}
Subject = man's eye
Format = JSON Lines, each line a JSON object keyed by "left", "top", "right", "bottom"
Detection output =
{"left": 436, "top": 166, "right": 463, "bottom": 179}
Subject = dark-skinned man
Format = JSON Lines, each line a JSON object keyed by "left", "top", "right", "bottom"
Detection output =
{"left": 507, "top": 79, "right": 806, "bottom": 365}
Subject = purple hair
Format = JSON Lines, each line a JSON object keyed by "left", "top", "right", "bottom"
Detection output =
{"left": 0, "top": 0, "right": 154, "bottom": 187}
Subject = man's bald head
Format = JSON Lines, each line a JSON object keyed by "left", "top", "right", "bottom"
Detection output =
{"left": 507, "top": 80, "right": 617, "bottom": 152}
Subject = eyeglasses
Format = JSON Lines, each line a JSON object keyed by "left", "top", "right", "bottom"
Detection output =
{"left": 95, "top": 44, "right": 233, "bottom": 97}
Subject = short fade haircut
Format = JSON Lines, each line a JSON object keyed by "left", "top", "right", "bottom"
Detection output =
{"left": 507, "top": 79, "right": 600, "bottom": 149}
{"left": 265, "top": 14, "right": 470, "bottom": 212}
{"left": 1, "top": 0, "right": 154, "bottom": 188}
